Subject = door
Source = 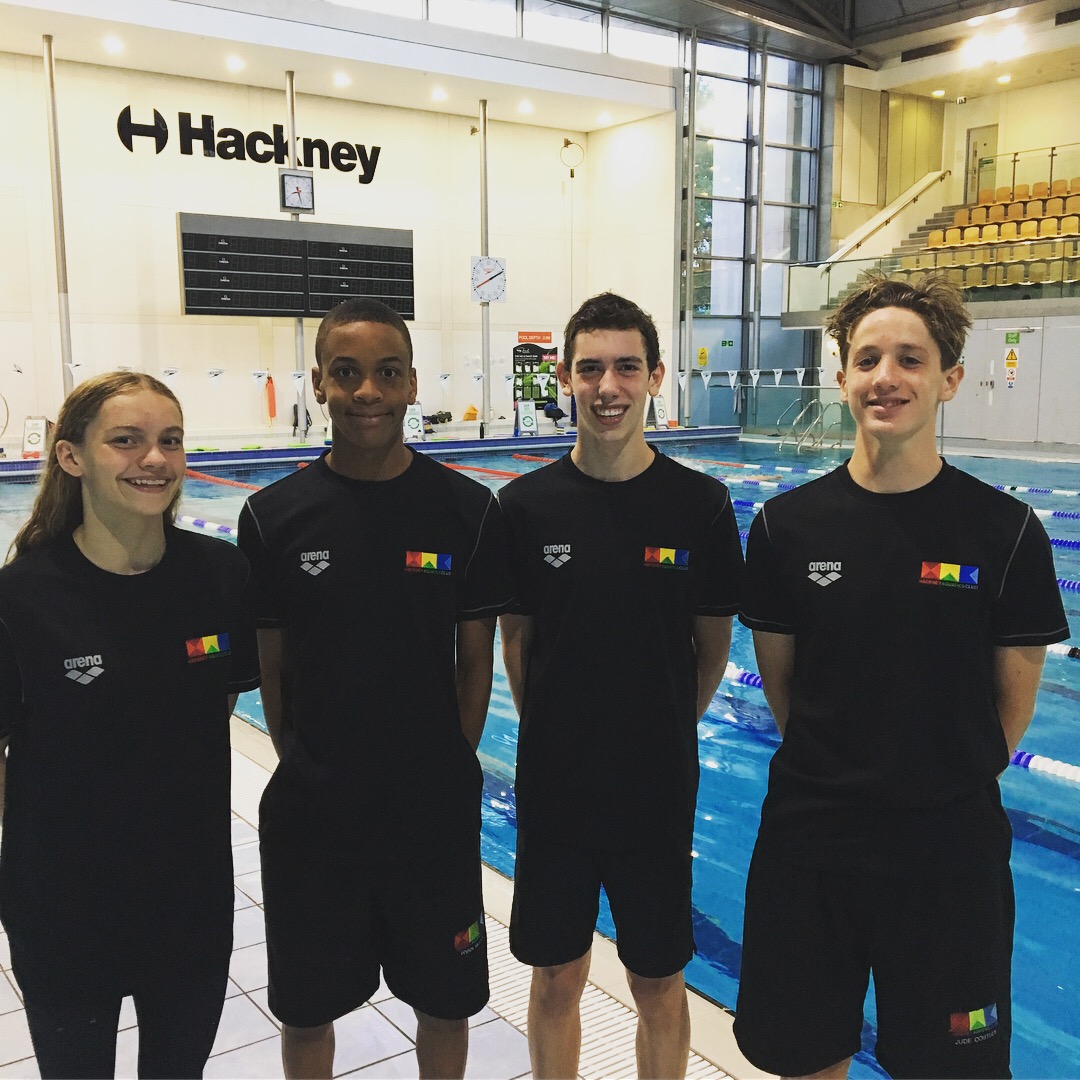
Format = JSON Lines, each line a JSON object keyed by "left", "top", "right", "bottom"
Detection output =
{"left": 965, "top": 125, "right": 998, "bottom": 203}
{"left": 942, "top": 323, "right": 990, "bottom": 439}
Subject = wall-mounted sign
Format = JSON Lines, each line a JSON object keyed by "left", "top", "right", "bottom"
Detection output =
{"left": 117, "top": 107, "right": 381, "bottom": 184}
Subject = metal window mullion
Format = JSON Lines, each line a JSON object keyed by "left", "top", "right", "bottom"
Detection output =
{"left": 681, "top": 29, "right": 698, "bottom": 427}
{"left": 751, "top": 48, "right": 768, "bottom": 376}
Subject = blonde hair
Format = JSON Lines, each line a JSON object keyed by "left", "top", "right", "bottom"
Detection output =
{"left": 9, "top": 372, "right": 184, "bottom": 562}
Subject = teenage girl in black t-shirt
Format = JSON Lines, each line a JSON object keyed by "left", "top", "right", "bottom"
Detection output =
{"left": 0, "top": 373, "right": 258, "bottom": 1079}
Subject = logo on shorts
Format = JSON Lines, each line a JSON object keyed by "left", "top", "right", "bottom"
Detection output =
{"left": 405, "top": 550, "right": 453, "bottom": 574}
{"left": 543, "top": 543, "right": 571, "bottom": 568}
{"left": 63, "top": 654, "right": 104, "bottom": 684}
{"left": 454, "top": 915, "right": 485, "bottom": 956}
{"left": 186, "top": 633, "right": 231, "bottom": 663}
{"left": 921, "top": 561, "right": 979, "bottom": 588}
{"left": 644, "top": 547, "right": 689, "bottom": 569}
{"left": 950, "top": 1003, "right": 999, "bottom": 1045}
{"left": 300, "top": 550, "right": 330, "bottom": 575}
{"left": 808, "top": 561, "right": 841, "bottom": 586}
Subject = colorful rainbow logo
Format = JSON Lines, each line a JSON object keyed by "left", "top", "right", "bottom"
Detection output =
{"left": 186, "top": 633, "right": 231, "bottom": 662}
{"left": 950, "top": 1003, "right": 997, "bottom": 1035}
{"left": 454, "top": 919, "right": 483, "bottom": 952}
{"left": 405, "top": 550, "right": 453, "bottom": 574}
{"left": 644, "top": 547, "right": 690, "bottom": 568}
{"left": 920, "top": 561, "right": 979, "bottom": 587}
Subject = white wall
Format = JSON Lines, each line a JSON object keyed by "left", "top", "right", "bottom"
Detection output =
{"left": 0, "top": 52, "right": 678, "bottom": 437}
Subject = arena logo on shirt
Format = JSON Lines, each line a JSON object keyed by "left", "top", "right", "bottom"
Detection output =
{"left": 186, "top": 634, "right": 231, "bottom": 662}
{"left": 920, "top": 561, "right": 980, "bottom": 588}
{"left": 950, "top": 1002, "right": 998, "bottom": 1045}
{"left": 808, "top": 561, "right": 842, "bottom": 586}
{"left": 644, "top": 547, "right": 689, "bottom": 568}
{"left": 454, "top": 915, "right": 485, "bottom": 956}
{"left": 405, "top": 550, "right": 452, "bottom": 574}
{"left": 543, "top": 543, "right": 571, "bottom": 568}
{"left": 300, "top": 550, "right": 330, "bottom": 575}
{"left": 63, "top": 654, "right": 104, "bottom": 684}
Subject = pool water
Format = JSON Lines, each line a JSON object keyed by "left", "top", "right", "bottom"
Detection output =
{"left": 2, "top": 438, "right": 1078, "bottom": 1078}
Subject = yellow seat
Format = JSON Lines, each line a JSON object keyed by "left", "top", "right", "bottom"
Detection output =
{"left": 1040, "top": 218, "right": 1060, "bottom": 238}
{"left": 928, "top": 229, "right": 945, "bottom": 248}
{"left": 999, "top": 220, "right": 1019, "bottom": 242}
{"left": 1020, "top": 219, "right": 1039, "bottom": 241}
{"left": 1029, "top": 261, "right": 1049, "bottom": 283}
{"left": 936, "top": 249, "right": 955, "bottom": 267}
{"left": 916, "top": 251, "right": 937, "bottom": 271}
{"left": 982, "top": 223, "right": 1000, "bottom": 243}
{"left": 1061, "top": 215, "right": 1080, "bottom": 236}
{"left": 1032, "top": 181, "right": 1050, "bottom": 199}
{"left": 1046, "top": 197, "right": 1065, "bottom": 217}
{"left": 947, "top": 267, "right": 965, "bottom": 286}
{"left": 964, "top": 266, "right": 983, "bottom": 288}
{"left": 1006, "top": 201, "right": 1025, "bottom": 221}
{"left": 1067, "top": 259, "right": 1080, "bottom": 282}
{"left": 977, "top": 188, "right": 994, "bottom": 206}
{"left": 953, "top": 208, "right": 970, "bottom": 228}
{"left": 1046, "top": 259, "right": 1064, "bottom": 284}
{"left": 901, "top": 254, "right": 918, "bottom": 271}
{"left": 963, "top": 226, "right": 981, "bottom": 244}
{"left": 1066, "top": 195, "right": 1080, "bottom": 216}
{"left": 944, "top": 227, "right": 962, "bottom": 246}
{"left": 1025, "top": 199, "right": 1044, "bottom": 219}
{"left": 1050, "top": 179, "right": 1068, "bottom": 198}
{"left": 987, "top": 203, "right": 1005, "bottom": 223}
{"left": 1013, "top": 183, "right": 1030, "bottom": 201}
{"left": 982, "top": 264, "right": 1003, "bottom": 287}
{"left": 1006, "top": 262, "right": 1026, "bottom": 285}
{"left": 1069, "top": 177, "right": 1080, "bottom": 195}
{"left": 994, "top": 186, "right": 1012, "bottom": 204}
{"left": 970, "top": 205, "right": 988, "bottom": 225}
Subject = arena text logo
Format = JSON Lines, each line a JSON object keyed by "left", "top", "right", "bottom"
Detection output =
{"left": 64, "top": 654, "right": 104, "bottom": 685}
{"left": 301, "top": 550, "right": 330, "bottom": 576}
{"left": 543, "top": 543, "right": 571, "bottom": 568}
{"left": 116, "top": 107, "right": 382, "bottom": 184}
{"left": 808, "top": 560, "right": 842, "bottom": 586}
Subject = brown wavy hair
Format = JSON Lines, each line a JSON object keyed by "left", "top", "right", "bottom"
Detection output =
{"left": 9, "top": 372, "right": 184, "bottom": 562}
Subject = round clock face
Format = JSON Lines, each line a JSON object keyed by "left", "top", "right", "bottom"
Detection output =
{"left": 471, "top": 257, "right": 507, "bottom": 302}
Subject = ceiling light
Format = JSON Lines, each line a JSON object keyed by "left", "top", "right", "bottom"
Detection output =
{"left": 431, "top": 86, "right": 448, "bottom": 102}
{"left": 225, "top": 54, "right": 246, "bottom": 73}
{"left": 959, "top": 27, "right": 1025, "bottom": 68}
{"left": 997, "top": 73, "right": 1012, "bottom": 83}
{"left": 932, "top": 89, "right": 946, "bottom": 97}
{"left": 333, "top": 72, "right": 351, "bottom": 88}
{"left": 597, "top": 110, "right": 612, "bottom": 125}
{"left": 103, "top": 34, "right": 124, "bottom": 55}
{"left": 997, "top": 7, "right": 1018, "bottom": 19}
{"left": 518, "top": 100, "right": 534, "bottom": 115}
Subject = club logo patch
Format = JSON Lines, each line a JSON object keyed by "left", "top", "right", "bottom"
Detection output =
{"left": 921, "top": 561, "right": 979, "bottom": 588}
{"left": 186, "top": 634, "right": 231, "bottom": 662}
{"left": 543, "top": 543, "right": 571, "bottom": 568}
{"left": 300, "top": 550, "right": 330, "bottom": 575}
{"left": 64, "top": 654, "right": 104, "bottom": 684}
{"left": 405, "top": 550, "right": 453, "bottom": 574}
{"left": 808, "top": 560, "right": 842, "bottom": 586}
{"left": 644, "top": 547, "right": 689, "bottom": 569}
{"left": 454, "top": 916, "right": 485, "bottom": 956}
{"left": 950, "top": 1003, "right": 999, "bottom": 1045}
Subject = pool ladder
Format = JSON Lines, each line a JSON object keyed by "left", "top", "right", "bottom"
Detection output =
{"left": 777, "top": 400, "right": 845, "bottom": 452}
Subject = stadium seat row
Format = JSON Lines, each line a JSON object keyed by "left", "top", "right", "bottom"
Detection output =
{"left": 976, "top": 178, "right": 1080, "bottom": 205}
{"left": 892, "top": 261, "right": 1080, "bottom": 287}
{"left": 929, "top": 217, "right": 1080, "bottom": 247}
{"left": 954, "top": 195, "right": 1080, "bottom": 228}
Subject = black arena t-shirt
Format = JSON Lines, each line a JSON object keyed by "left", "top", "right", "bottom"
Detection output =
{"left": 740, "top": 461, "right": 1070, "bottom": 866}
{"left": 0, "top": 527, "right": 259, "bottom": 990}
{"left": 237, "top": 449, "right": 514, "bottom": 842}
{"left": 498, "top": 451, "right": 745, "bottom": 847}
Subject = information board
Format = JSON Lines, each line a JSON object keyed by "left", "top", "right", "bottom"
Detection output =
{"left": 178, "top": 214, "right": 414, "bottom": 319}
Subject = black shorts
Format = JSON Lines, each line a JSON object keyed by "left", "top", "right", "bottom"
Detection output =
{"left": 261, "top": 821, "right": 488, "bottom": 1028}
{"left": 733, "top": 841, "right": 1014, "bottom": 1079}
{"left": 509, "top": 828, "right": 695, "bottom": 979}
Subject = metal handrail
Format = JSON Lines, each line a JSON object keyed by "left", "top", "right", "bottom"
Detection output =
{"left": 780, "top": 400, "right": 824, "bottom": 452}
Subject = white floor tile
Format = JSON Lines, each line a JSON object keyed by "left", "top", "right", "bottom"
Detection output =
{"left": 371, "top": 997, "right": 415, "bottom": 1038}
{"left": 206, "top": 1034, "right": 284, "bottom": 1079}
{"left": 228, "top": 942, "right": 269, "bottom": 993}
{"left": 232, "top": 841, "right": 262, "bottom": 877}
{"left": 0, "top": 1057, "right": 39, "bottom": 1079}
{"left": 463, "top": 1017, "right": 530, "bottom": 1080}
{"left": 344, "top": 1048, "right": 420, "bottom": 1079}
{"left": 0, "top": 933, "right": 10, "bottom": 971}
{"left": 115, "top": 1024, "right": 139, "bottom": 1076}
{"left": 210, "top": 994, "right": 279, "bottom": 1057}
{"left": 231, "top": 818, "right": 259, "bottom": 847}
{"left": 0, "top": 1010, "right": 33, "bottom": 1067}
{"left": 234, "top": 887, "right": 255, "bottom": 912}
{"left": 370, "top": 974, "right": 394, "bottom": 1005}
{"left": 246, "top": 988, "right": 280, "bottom": 1029}
{"left": 332, "top": 1004, "right": 414, "bottom": 1075}
{"left": 232, "top": 905, "right": 267, "bottom": 950}
{"left": 234, "top": 869, "right": 264, "bottom": 905}
{"left": 118, "top": 995, "right": 137, "bottom": 1031}
{"left": 470, "top": 1006, "right": 498, "bottom": 1027}
{"left": 0, "top": 976, "right": 20, "bottom": 1017}
{"left": 225, "top": 978, "right": 244, "bottom": 1000}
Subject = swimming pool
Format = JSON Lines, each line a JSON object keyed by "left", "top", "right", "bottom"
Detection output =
{"left": 2, "top": 437, "right": 1077, "bottom": 1078}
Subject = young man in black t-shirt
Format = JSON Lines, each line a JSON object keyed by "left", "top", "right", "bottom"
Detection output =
{"left": 237, "top": 299, "right": 512, "bottom": 1080}
{"left": 735, "top": 274, "right": 1070, "bottom": 1079}
{"left": 499, "top": 293, "right": 744, "bottom": 1079}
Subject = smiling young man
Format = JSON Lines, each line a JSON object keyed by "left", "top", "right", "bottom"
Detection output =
{"left": 237, "top": 298, "right": 513, "bottom": 1080}
{"left": 734, "top": 274, "right": 1070, "bottom": 1079}
{"left": 498, "top": 292, "right": 744, "bottom": 1079}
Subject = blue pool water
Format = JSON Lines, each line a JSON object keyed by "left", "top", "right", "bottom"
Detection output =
{"left": 2, "top": 438, "right": 1078, "bottom": 1078}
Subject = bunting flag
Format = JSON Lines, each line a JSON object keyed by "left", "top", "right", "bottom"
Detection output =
{"left": 207, "top": 369, "right": 224, "bottom": 380}
{"left": 503, "top": 373, "right": 514, "bottom": 387}
{"left": 701, "top": 371, "right": 713, "bottom": 389}
{"left": 535, "top": 373, "right": 551, "bottom": 393}
{"left": 251, "top": 370, "right": 268, "bottom": 383}
{"left": 290, "top": 370, "right": 307, "bottom": 397}
{"left": 472, "top": 373, "right": 484, "bottom": 385}
{"left": 796, "top": 367, "right": 806, "bottom": 385}
{"left": 749, "top": 369, "right": 760, "bottom": 387}
{"left": 678, "top": 372, "right": 689, "bottom": 392}
{"left": 439, "top": 373, "right": 452, "bottom": 385}
{"left": 774, "top": 368, "right": 783, "bottom": 386}
{"left": 727, "top": 370, "right": 738, "bottom": 388}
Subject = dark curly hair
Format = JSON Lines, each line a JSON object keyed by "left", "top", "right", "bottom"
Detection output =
{"left": 315, "top": 298, "right": 413, "bottom": 368}
{"left": 826, "top": 272, "right": 972, "bottom": 370}
{"left": 564, "top": 292, "right": 661, "bottom": 373}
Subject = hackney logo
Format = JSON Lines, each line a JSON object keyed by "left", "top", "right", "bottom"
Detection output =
{"left": 808, "top": 560, "right": 842, "bottom": 586}
{"left": 64, "top": 654, "right": 104, "bottom": 685}
{"left": 116, "top": 107, "right": 381, "bottom": 184}
{"left": 543, "top": 543, "right": 571, "bottom": 568}
{"left": 301, "top": 550, "right": 330, "bottom": 576}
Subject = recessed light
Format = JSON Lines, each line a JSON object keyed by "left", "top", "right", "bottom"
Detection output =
{"left": 333, "top": 72, "right": 351, "bottom": 88}
{"left": 518, "top": 100, "right": 534, "bottom": 115}
{"left": 225, "top": 54, "right": 246, "bottom": 73}
{"left": 103, "top": 34, "right": 124, "bottom": 55}
{"left": 932, "top": 89, "right": 946, "bottom": 97}
{"left": 432, "top": 87, "right": 448, "bottom": 102}
{"left": 997, "top": 73, "right": 1012, "bottom": 84}
{"left": 597, "top": 110, "right": 612, "bottom": 124}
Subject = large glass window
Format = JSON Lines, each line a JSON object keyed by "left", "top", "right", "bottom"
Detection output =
{"left": 695, "top": 41, "right": 749, "bottom": 79}
{"left": 762, "top": 147, "right": 815, "bottom": 203}
{"left": 694, "top": 200, "right": 746, "bottom": 258}
{"left": 428, "top": 0, "right": 516, "bottom": 34}
{"left": 695, "top": 138, "right": 746, "bottom": 198}
{"left": 695, "top": 77, "right": 749, "bottom": 140}
{"left": 523, "top": 1, "right": 601, "bottom": 51}
{"left": 766, "top": 57, "right": 821, "bottom": 90}
{"left": 692, "top": 259, "right": 743, "bottom": 316}
{"left": 754, "top": 205, "right": 814, "bottom": 261}
{"left": 609, "top": 17, "right": 679, "bottom": 66}
{"left": 764, "top": 87, "right": 817, "bottom": 147}
{"left": 329, "top": 0, "right": 422, "bottom": 14}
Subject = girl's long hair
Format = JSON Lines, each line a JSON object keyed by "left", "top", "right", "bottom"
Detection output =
{"left": 9, "top": 372, "right": 184, "bottom": 562}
